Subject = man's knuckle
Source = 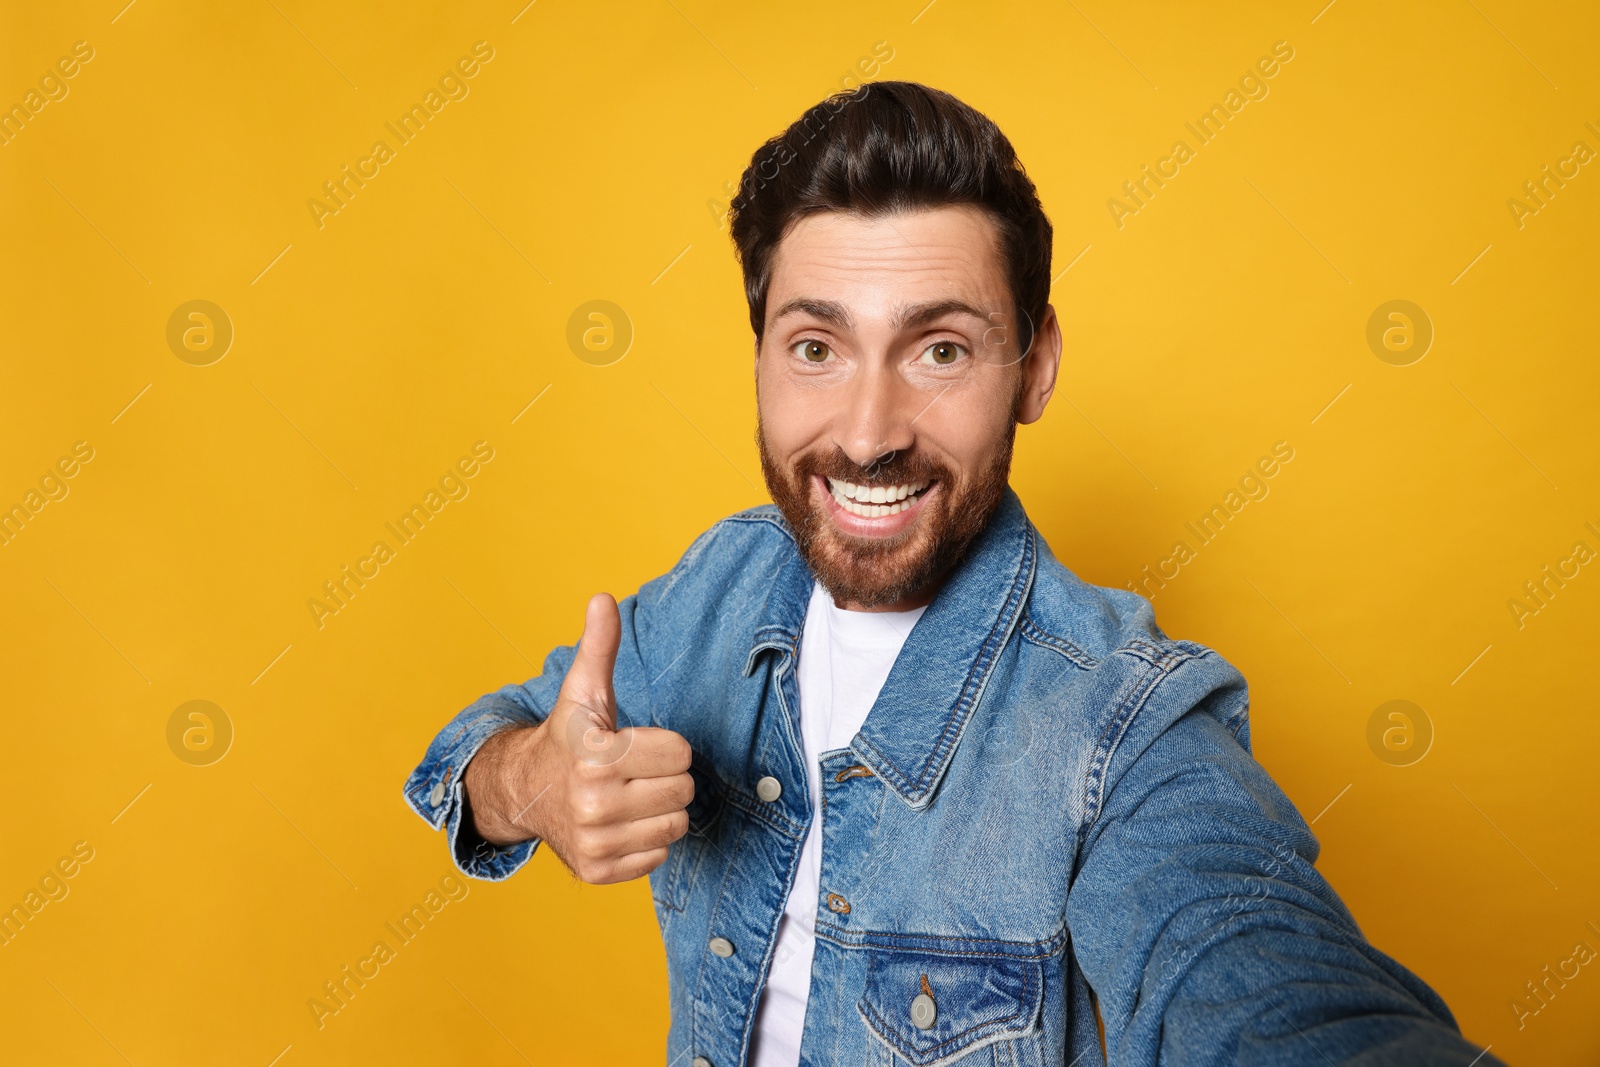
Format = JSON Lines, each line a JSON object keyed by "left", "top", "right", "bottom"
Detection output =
{"left": 571, "top": 757, "right": 607, "bottom": 782}
{"left": 571, "top": 793, "right": 605, "bottom": 825}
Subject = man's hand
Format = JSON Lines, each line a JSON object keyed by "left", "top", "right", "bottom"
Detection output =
{"left": 462, "top": 592, "right": 695, "bottom": 883}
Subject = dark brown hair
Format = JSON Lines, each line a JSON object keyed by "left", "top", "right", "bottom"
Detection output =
{"left": 728, "top": 80, "right": 1053, "bottom": 357}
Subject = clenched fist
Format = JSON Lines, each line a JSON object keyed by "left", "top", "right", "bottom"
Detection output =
{"left": 463, "top": 592, "right": 695, "bottom": 883}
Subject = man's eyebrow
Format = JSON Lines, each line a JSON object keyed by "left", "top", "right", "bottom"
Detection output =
{"left": 891, "top": 299, "right": 991, "bottom": 331}
{"left": 768, "top": 297, "right": 992, "bottom": 332}
{"left": 770, "top": 298, "right": 853, "bottom": 330}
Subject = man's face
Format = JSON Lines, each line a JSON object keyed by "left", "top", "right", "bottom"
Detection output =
{"left": 754, "top": 204, "right": 1059, "bottom": 611}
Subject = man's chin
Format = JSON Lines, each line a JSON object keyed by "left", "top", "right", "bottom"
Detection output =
{"left": 798, "top": 502, "right": 944, "bottom": 608}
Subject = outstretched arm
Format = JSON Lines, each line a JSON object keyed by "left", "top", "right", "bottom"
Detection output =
{"left": 1067, "top": 664, "right": 1502, "bottom": 1066}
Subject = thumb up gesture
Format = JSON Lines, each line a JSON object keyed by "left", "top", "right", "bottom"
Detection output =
{"left": 463, "top": 593, "right": 695, "bottom": 883}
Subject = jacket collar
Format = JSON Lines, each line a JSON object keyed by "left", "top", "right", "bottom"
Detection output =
{"left": 742, "top": 486, "right": 1038, "bottom": 810}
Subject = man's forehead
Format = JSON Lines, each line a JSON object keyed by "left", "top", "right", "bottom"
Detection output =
{"left": 766, "top": 205, "right": 1009, "bottom": 324}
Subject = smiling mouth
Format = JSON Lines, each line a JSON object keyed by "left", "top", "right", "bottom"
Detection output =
{"left": 824, "top": 476, "right": 933, "bottom": 519}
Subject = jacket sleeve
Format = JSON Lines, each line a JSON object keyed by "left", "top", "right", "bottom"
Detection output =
{"left": 399, "top": 578, "right": 668, "bottom": 882}
{"left": 1065, "top": 647, "right": 1504, "bottom": 1067}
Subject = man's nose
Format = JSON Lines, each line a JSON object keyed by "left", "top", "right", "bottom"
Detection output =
{"left": 837, "top": 362, "right": 916, "bottom": 470}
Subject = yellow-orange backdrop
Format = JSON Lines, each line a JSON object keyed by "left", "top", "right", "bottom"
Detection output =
{"left": 3, "top": 1, "right": 1596, "bottom": 1063}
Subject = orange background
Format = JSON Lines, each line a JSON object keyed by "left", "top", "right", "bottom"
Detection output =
{"left": 2, "top": 1, "right": 1596, "bottom": 1063}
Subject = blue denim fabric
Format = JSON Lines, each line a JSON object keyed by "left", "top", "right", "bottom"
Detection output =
{"left": 403, "top": 488, "right": 1500, "bottom": 1067}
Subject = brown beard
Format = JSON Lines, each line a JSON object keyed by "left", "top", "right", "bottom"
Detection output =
{"left": 755, "top": 412, "right": 1018, "bottom": 609}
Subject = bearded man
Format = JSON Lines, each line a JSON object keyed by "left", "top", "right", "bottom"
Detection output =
{"left": 404, "top": 81, "right": 1498, "bottom": 1067}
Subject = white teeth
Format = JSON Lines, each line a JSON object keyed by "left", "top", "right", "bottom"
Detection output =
{"left": 824, "top": 477, "right": 932, "bottom": 519}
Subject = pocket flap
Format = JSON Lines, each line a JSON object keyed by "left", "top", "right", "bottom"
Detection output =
{"left": 857, "top": 949, "right": 1043, "bottom": 1066}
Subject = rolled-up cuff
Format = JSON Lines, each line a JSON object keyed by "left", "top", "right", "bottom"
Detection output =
{"left": 402, "top": 709, "right": 540, "bottom": 881}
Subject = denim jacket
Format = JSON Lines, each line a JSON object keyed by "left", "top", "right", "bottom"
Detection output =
{"left": 403, "top": 488, "right": 1498, "bottom": 1066}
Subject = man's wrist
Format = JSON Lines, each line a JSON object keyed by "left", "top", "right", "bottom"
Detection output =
{"left": 464, "top": 723, "right": 545, "bottom": 846}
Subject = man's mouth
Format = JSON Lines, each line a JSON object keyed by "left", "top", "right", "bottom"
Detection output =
{"left": 824, "top": 476, "right": 933, "bottom": 519}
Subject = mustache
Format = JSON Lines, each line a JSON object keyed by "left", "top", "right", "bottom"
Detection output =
{"left": 798, "top": 447, "right": 947, "bottom": 486}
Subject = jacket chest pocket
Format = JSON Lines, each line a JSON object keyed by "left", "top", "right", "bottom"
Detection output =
{"left": 857, "top": 948, "right": 1045, "bottom": 1066}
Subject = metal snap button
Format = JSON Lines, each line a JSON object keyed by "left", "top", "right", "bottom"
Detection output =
{"left": 708, "top": 936, "right": 735, "bottom": 958}
{"left": 911, "top": 992, "right": 937, "bottom": 1029}
{"left": 429, "top": 781, "right": 446, "bottom": 807}
{"left": 755, "top": 776, "right": 782, "bottom": 802}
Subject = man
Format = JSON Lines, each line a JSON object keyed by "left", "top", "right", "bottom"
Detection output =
{"left": 405, "top": 81, "right": 1500, "bottom": 1066}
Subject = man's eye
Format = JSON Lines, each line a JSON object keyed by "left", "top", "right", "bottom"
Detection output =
{"left": 793, "top": 339, "right": 833, "bottom": 363}
{"left": 920, "top": 340, "right": 967, "bottom": 366}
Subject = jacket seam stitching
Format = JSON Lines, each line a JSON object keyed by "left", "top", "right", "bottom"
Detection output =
{"left": 1017, "top": 613, "right": 1099, "bottom": 669}
{"left": 438, "top": 707, "right": 523, "bottom": 755}
{"left": 1078, "top": 647, "right": 1198, "bottom": 838}
{"left": 873, "top": 525, "right": 1036, "bottom": 800}
{"left": 814, "top": 922, "right": 1068, "bottom": 958}
{"left": 720, "top": 782, "right": 805, "bottom": 839}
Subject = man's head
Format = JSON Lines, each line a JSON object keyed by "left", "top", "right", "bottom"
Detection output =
{"left": 729, "top": 81, "right": 1061, "bottom": 610}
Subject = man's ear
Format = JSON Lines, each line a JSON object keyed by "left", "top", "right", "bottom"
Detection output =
{"left": 1016, "top": 303, "right": 1061, "bottom": 426}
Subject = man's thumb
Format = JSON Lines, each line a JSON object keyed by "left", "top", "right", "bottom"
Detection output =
{"left": 563, "top": 592, "right": 622, "bottom": 730}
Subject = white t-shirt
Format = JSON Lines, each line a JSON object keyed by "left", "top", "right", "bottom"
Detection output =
{"left": 749, "top": 581, "right": 928, "bottom": 1067}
